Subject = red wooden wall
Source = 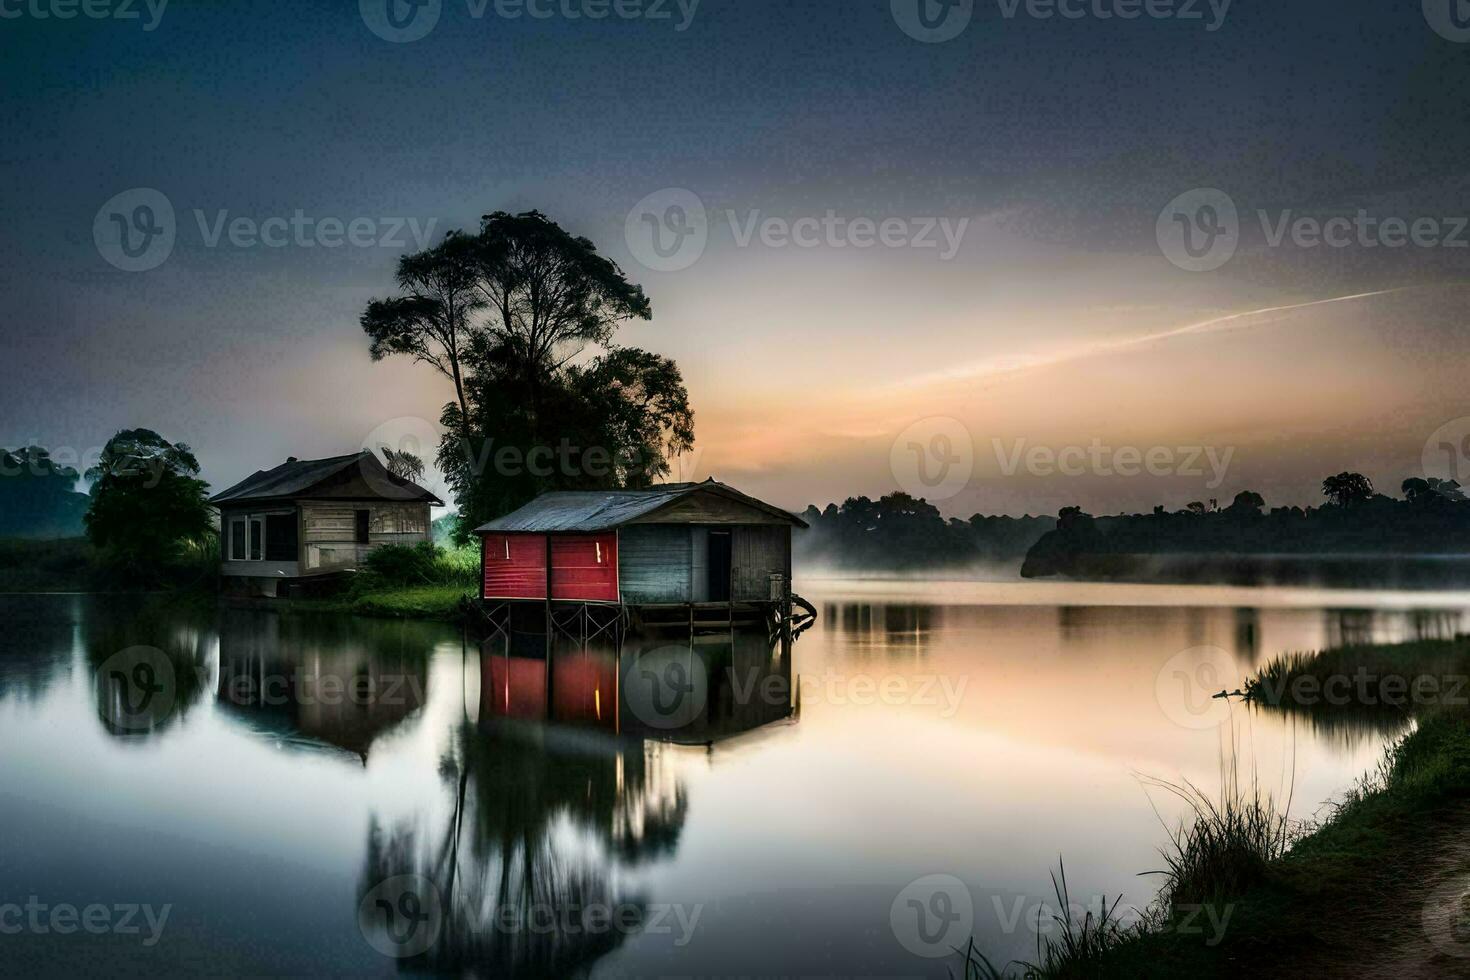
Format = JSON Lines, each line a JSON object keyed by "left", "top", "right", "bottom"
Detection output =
{"left": 480, "top": 532, "right": 619, "bottom": 602}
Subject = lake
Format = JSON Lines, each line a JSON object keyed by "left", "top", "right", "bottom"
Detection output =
{"left": 3, "top": 581, "right": 1467, "bottom": 976}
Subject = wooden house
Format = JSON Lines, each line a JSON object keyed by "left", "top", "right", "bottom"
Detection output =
{"left": 210, "top": 451, "right": 441, "bottom": 595}
{"left": 475, "top": 480, "right": 807, "bottom": 609}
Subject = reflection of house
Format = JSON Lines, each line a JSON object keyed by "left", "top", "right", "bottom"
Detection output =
{"left": 214, "top": 609, "right": 429, "bottom": 762}
{"left": 209, "top": 452, "right": 440, "bottom": 596}
{"left": 475, "top": 480, "right": 806, "bottom": 607}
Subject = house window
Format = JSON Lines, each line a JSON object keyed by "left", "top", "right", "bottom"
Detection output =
{"left": 265, "top": 514, "right": 298, "bottom": 562}
{"left": 230, "top": 519, "right": 247, "bottom": 561}
{"left": 355, "top": 510, "right": 370, "bottom": 545}
{"left": 249, "top": 518, "right": 263, "bottom": 561}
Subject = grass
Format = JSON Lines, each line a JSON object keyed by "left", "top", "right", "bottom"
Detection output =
{"left": 0, "top": 535, "right": 220, "bottom": 593}
{"left": 961, "top": 636, "right": 1470, "bottom": 977}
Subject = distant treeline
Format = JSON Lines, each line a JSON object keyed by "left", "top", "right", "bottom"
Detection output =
{"left": 1022, "top": 475, "right": 1470, "bottom": 585}
{"left": 0, "top": 447, "right": 90, "bottom": 539}
{"left": 797, "top": 493, "right": 1055, "bottom": 571}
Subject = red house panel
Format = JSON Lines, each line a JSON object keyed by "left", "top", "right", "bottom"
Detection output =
{"left": 550, "top": 533, "right": 619, "bottom": 602}
{"left": 481, "top": 532, "right": 548, "bottom": 599}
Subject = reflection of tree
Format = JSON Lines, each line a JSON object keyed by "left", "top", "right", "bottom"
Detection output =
{"left": 214, "top": 608, "right": 432, "bottom": 762}
{"left": 363, "top": 715, "right": 688, "bottom": 977}
{"left": 85, "top": 594, "right": 213, "bottom": 739}
{"left": 0, "top": 596, "right": 80, "bottom": 707}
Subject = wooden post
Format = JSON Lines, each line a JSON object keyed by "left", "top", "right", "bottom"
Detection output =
{"left": 544, "top": 534, "right": 553, "bottom": 721}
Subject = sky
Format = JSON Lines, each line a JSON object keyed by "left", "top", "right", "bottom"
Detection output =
{"left": 2, "top": 0, "right": 1469, "bottom": 517}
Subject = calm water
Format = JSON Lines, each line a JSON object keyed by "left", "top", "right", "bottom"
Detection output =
{"left": 3, "top": 581, "right": 1468, "bottom": 976}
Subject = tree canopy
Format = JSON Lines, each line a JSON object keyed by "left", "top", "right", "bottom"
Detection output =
{"left": 83, "top": 429, "right": 212, "bottom": 571}
{"left": 363, "top": 211, "right": 689, "bottom": 539}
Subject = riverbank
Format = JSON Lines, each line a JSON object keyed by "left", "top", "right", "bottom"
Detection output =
{"left": 262, "top": 584, "right": 476, "bottom": 622}
{"left": 996, "top": 636, "right": 1470, "bottom": 978}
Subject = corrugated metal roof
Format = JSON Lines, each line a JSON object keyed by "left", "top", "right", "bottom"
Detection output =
{"left": 209, "top": 451, "right": 441, "bottom": 505}
{"left": 475, "top": 480, "right": 807, "bottom": 533}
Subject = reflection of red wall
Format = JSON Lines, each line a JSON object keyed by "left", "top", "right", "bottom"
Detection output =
{"left": 480, "top": 532, "right": 619, "bottom": 602}
{"left": 552, "top": 650, "right": 618, "bottom": 727}
{"left": 551, "top": 534, "right": 618, "bottom": 602}
{"left": 484, "top": 655, "right": 547, "bottom": 720}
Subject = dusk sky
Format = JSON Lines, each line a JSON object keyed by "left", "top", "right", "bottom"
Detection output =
{"left": 4, "top": 0, "right": 1469, "bottom": 517}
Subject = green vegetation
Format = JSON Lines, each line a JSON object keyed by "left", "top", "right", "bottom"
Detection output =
{"left": 362, "top": 210, "right": 694, "bottom": 545}
{"left": 967, "top": 636, "right": 1470, "bottom": 977}
{"left": 0, "top": 536, "right": 218, "bottom": 593}
{"left": 1022, "top": 474, "right": 1470, "bottom": 582}
{"left": 84, "top": 429, "right": 214, "bottom": 579}
{"left": 798, "top": 492, "right": 1056, "bottom": 571}
{"left": 276, "top": 542, "right": 480, "bottom": 621}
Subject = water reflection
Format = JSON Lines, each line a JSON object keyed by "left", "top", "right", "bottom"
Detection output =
{"left": 84, "top": 594, "right": 213, "bottom": 738}
{"left": 215, "top": 609, "right": 430, "bottom": 762}
{"left": 481, "top": 629, "right": 796, "bottom": 743}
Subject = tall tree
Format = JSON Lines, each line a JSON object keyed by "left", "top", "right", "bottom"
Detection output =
{"left": 361, "top": 231, "right": 483, "bottom": 432}
{"left": 84, "top": 429, "right": 212, "bottom": 570}
{"left": 365, "top": 211, "right": 688, "bottom": 537}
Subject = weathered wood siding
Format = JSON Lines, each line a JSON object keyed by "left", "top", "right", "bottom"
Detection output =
{"left": 630, "top": 491, "right": 793, "bottom": 526}
{"left": 300, "top": 501, "right": 431, "bottom": 572}
{"left": 732, "top": 525, "right": 791, "bottom": 601}
{"left": 619, "top": 524, "right": 692, "bottom": 603}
